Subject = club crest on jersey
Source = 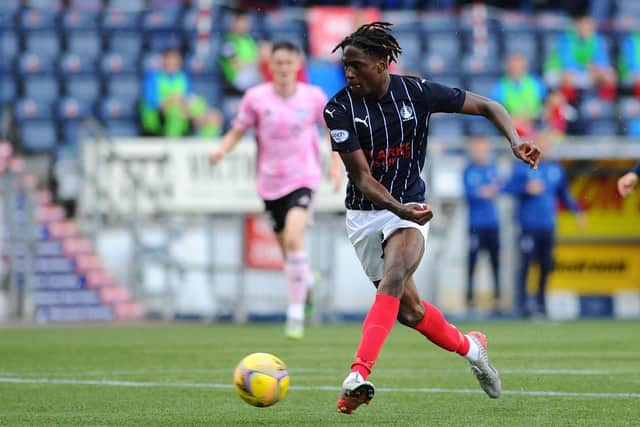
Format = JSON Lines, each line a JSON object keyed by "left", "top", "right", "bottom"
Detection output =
{"left": 400, "top": 103, "right": 414, "bottom": 121}
{"left": 330, "top": 129, "right": 349, "bottom": 143}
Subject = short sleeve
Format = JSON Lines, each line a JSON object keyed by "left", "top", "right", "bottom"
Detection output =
{"left": 420, "top": 79, "right": 466, "bottom": 113}
{"left": 232, "top": 90, "right": 257, "bottom": 131}
{"left": 323, "top": 100, "right": 360, "bottom": 153}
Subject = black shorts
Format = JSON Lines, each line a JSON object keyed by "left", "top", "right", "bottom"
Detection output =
{"left": 263, "top": 188, "right": 313, "bottom": 233}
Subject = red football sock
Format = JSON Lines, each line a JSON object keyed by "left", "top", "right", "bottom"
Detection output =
{"left": 412, "top": 300, "right": 469, "bottom": 356}
{"left": 351, "top": 293, "right": 400, "bottom": 379}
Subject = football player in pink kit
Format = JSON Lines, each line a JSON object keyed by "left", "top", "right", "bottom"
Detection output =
{"left": 210, "top": 41, "right": 342, "bottom": 339}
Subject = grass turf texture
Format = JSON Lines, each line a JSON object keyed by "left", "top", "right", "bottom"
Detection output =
{"left": 0, "top": 320, "right": 639, "bottom": 426}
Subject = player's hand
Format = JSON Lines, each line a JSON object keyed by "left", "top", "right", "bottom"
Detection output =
{"left": 209, "top": 148, "right": 225, "bottom": 164}
{"left": 617, "top": 172, "right": 638, "bottom": 197}
{"left": 397, "top": 203, "right": 434, "bottom": 225}
{"left": 511, "top": 140, "right": 541, "bottom": 170}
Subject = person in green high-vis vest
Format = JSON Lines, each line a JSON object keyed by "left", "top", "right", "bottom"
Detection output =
{"left": 492, "top": 53, "right": 547, "bottom": 138}
{"left": 141, "top": 48, "right": 222, "bottom": 138}
{"left": 543, "top": 14, "right": 616, "bottom": 102}
{"left": 220, "top": 12, "right": 261, "bottom": 94}
{"left": 619, "top": 31, "right": 640, "bottom": 97}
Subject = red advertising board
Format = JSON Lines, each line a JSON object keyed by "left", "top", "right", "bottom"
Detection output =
{"left": 244, "top": 214, "right": 284, "bottom": 270}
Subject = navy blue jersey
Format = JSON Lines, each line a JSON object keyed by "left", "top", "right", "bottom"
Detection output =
{"left": 324, "top": 74, "right": 465, "bottom": 210}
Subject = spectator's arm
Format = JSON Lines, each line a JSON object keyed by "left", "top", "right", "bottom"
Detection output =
{"left": 556, "top": 168, "right": 581, "bottom": 213}
{"left": 502, "top": 164, "right": 528, "bottom": 195}
{"left": 593, "top": 35, "right": 611, "bottom": 68}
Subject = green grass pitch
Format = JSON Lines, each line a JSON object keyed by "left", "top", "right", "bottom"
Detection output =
{"left": 0, "top": 320, "right": 639, "bottom": 426}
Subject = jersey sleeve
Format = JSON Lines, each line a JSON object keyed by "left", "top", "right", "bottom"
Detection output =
{"left": 232, "top": 90, "right": 257, "bottom": 131}
{"left": 420, "top": 79, "right": 466, "bottom": 113}
{"left": 323, "top": 100, "right": 360, "bottom": 153}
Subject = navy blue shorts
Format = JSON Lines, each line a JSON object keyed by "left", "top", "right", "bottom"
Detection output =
{"left": 263, "top": 188, "right": 313, "bottom": 233}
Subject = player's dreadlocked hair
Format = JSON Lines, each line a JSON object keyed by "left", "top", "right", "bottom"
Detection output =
{"left": 331, "top": 21, "right": 402, "bottom": 64}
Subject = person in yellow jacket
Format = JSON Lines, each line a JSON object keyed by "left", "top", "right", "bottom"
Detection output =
{"left": 141, "top": 48, "right": 222, "bottom": 138}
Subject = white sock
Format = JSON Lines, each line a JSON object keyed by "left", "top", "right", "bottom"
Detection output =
{"left": 287, "top": 304, "right": 304, "bottom": 322}
{"left": 464, "top": 335, "right": 480, "bottom": 363}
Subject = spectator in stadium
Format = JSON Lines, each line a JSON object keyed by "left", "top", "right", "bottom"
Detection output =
{"left": 220, "top": 11, "right": 262, "bottom": 94}
{"left": 141, "top": 48, "right": 222, "bottom": 138}
{"left": 209, "top": 41, "right": 343, "bottom": 340}
{"left": 617, "top": 162, "right": 640, "bottom": 197}
{"left": 504, "top": 131, "right": 584, "bottom": 318}
{"left": 618, "top": 31, "right": 640, "bottom": 98}
{"left": 324, "top": 22, "right": 541, "bottom": 415}
{"left": 492, "top": 53, "right": 547, "bottom": 138}
{"left": 463, "top": 136, "right": 501, "bottom": 316}
{"left": 544, "top": 14, "right": 617, "bottom": 103}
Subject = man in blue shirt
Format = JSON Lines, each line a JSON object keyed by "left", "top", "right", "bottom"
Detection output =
{"left": 463, "top": 136, "right": 501, "bottom": 315}
{"left": 504, "top": 131, "right": 584, "bottom": 317}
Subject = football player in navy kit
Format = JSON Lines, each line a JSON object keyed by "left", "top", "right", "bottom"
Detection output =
{"left": 323, "top": 22, "right": 541, "bottom": 415}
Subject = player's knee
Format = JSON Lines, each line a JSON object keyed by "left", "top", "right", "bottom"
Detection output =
{"left": 379, "top": 268, "right": 408, "bottom": 297}
{"left": 397, "top": 303, "right": 425, "bottom": 327}
{"left": 282, "top": 233, "right": 303, "bottom": 253}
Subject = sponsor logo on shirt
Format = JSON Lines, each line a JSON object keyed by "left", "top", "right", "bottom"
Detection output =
{"left": 330, "top": 129, "right": 349, "bottom": 143}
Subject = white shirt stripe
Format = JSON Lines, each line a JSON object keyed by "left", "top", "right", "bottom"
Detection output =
{"left": 388, "top": 90, "right": 405, "bottom": 202}
{"left": 344, "top": 91, "right": 359, "bottom": 208}
{"left": 399, "top": 77, "right": 419, "bottom": 197}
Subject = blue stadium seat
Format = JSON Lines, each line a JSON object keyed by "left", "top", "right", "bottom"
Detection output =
{"left": 420, "top": 13, "right": 461, "bottom": 33}
{"left": 15, "top": 98, "right": 57, "bottom": 153}
{"left": 105, "top": 76, "right": 140, "bottom": 102}
{"left": 583, "top": 119, "right": 619, "bottom": 136}
{"left": 182, "top": 5, "right": 222, "bottom": 36}
{"left": 307, "top": 60, "right": 346, "bottom": 99}
{"left": 422, "top": 54, "right": 459, "bottom": 76}
{"left": 102, "top": 10, "right": 140, "bottom": 31}
{"left": 502, "top": 30, "right": 539, "bottom": 65}
{"left": 462, "top": 55, "right": 502, "bottom": 75}
{"left": 141, "top": 52, "right": 163, "bottom": 73}
{"left": 143, "top": 8, "right": 182, "bottom": 52}
{"left": 104, "top": 120, "right": 139, "bottom": 138}
{"left": 59, "top": 52, "right": 97, "bottom": 75}
{"left": 100, "top": 52, "right": 137, "bottom": 75}
{"left": 0, "top": 0, "right": 20, "bottom": 13}
{"left": 429, "top": 114, "right": 465, "bottom": 137}
{"left": 24, "top": 76, "right": 60, "bottom": 103}
{"left": 25, "top": 0, "right": 63, "bottom": 10}
{"left": 68, "top": 0, "right": 103, "bottom": 12}
{"left": 62, "top": 10, "right": 99, "bottom": 31}
{"left": 192, "top": 80, "right": 222, "bottom": 107}
{"left": 19, "top": 8, "right": 58, "bottom": 30}
{"left": 467, "top": 74, "right": 499, "bottom": 97}
{"left": 619, "top": 97, "right": 640, "bottom": 122}
{"left": 263, "top": 9, "right": 305, "bottom": 35}
{"left": 18, "top": 51, "right": 55, "bottom": 74}
{"left": 66, "top": 30, "right": 102, "bottom": 60}
{"left": 185, "top": 53, "right": 219, "bottom": 77}
{"left": 0, "top": 75, "right": 16, "bottom": 105}
{"left": 393, "top": 31, "right": 423, "bottom": 70}
{"left": 19, "top": 121, "right": 58, "bottom": 153}
{"left": 99, "top": 97, "right": 137, "bottom": 121}
{"left": 463, "top": 31, "right": 502, "bottom": 63}
{"left": 24, "top": 31, "right": 62, "bottom": 57}
{"left": 58, "top": 96, "right": 90, "bottom": 119}
{"left": 0, "top": 32, "right": 18, "bottom": 72}
{"left": 428, "top": 74, "right": 463, "bottom": 89}
{"left": 107, "top": 32, "right": 143, "bottom": 59}
{"left": 616, "top": 0, "right": 640, "bottom": 19}
{"left": 220, "top": 10, "right": 263, "bottom": 38}
{"left": 578, "top": 97, "right": 617, "bottom": 135}
{"left": 424, "top": 31, "right": 462, "bottom": 61}
{"left": 465, "top": 115, "right": 500, "bottom": 136}
{"left": 108, "top": 0, "right": 145, "bottom": 11}
{"left": 64, "top": 78, "right": 101, "bottom": 105}
{"left": 15, "top": 98, "right": 53, "bottom": 121}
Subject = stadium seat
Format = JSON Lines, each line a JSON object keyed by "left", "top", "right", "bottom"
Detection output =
{"left": 64, "top": 78, "right": 101, "bottom": 105}
{"left": 141, "top": 52, "right": 163, "bottom": 73}
{"left": 107, "top": 32, "right": 143, "bottom": 59}
{"left": 465, "top": 115, "right": 500, "bottom": 136}
{"left": 0, "top": 76, "right": 16, "bottom": 105}
{"left": 263, "top": 9, "right": 305, "bottom": 35}
{"left": 463, "top": 30, "right": 502, "bottom": 63}
{"left": 467, "top": 74, "right": 499, "bottom": 98}
{"left": 0, "top": 32, "right": 18, "bottom": 72}
{"left": 143, "top": 8, "right": 182, "bottom": 52}
{"left": 103, "top": 119, "right": 139, "bottom": 138}
{"left": 102, "top": 10, "right": 141, "bottom": 56}
{"left": 19, "top": 8, "right": 58, "bottom": 30}
{"left": 578, "top": 97, "right": 618, "bottom": 135}
{"left": 102, "top": 9, "right": 140, "bottom": 31}
{"left": 19, "top": 121, "right": 58, "bottom": 153}
{"left": 502, "top": 30, "right": 539, "bottom": 67}
{"left": 420, "top": 13, "right": 461, "bottom": 33}
{"left": 108, "top": 0, "right": 145, "bottom": 12}
{"left": 25, "top": 0, "right": 63, "bottom": 10}
{"left": 220, "top": 10, "right": 263, "bottom": 38}
{"left": 99, "top": 97, "right": 137, "bottom": 121}
{"left": 393, "top": 31, "right": 423, "bottom": 71}
{"left": 429, "top": 114, "right": 465, "bottom": 137}
{"left": 68, "top": 0, "right": 103, "bottom": 12}
{"left": 191, "top": 80, "right": 223, "bottom": 107}
{"left": 62, "top": 10, "right": 99, "bottom": 31}
{"left": 15, "top": 98, "right": 53, "bottom": 121}
{"left": 58, "top": 97, "right": 90, "bottom": 121}
{"left": 424, "top": 31, "right": 462, "bottom": 62}
{"left": 0, "top": 0, "right": 20, "bottom": 13}
{"left": 182, "top": 5, "right": 222, "bottom": 37}
{"left": 307, "top": 60, "right": 347, "bottom": 99}
{"left": 18, "top": 51, "right": 55, "bottom": 74}
{"left": 462, "top": 55, "right": 502, "bottom": 75}
{"left": 66, "top": 30, "right": 102, "bottom": 60}
{"left": 185, "top": 53, "right": 220, "bottom": 77}
{"left": 105, "top": 76, "right": 139, "bottom": 103}
{"left": 24, "top": 76, "right": 60, "bottom": 103}
{"left": 24, "top": 31, "right": 62, "bottom": 57}
{"left": 101, "top": 51, "right": 137, "bottom": 75}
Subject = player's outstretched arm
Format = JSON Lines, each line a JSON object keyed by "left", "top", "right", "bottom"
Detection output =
{"left": 460, "top": 91, "right": 541, "bottom": 170}
{"left": 339, "top": 150, "right": 433, "bottom": 225}
{"left": 209, "top": 127, "right": 246, "bottom": 164}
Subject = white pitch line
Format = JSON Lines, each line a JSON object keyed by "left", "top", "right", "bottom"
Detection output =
{"left": 0, "top": 368, "right": 637, "bottom": 377}
{"left": 0, "top": 377, "right": 639, "bottom": 399}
